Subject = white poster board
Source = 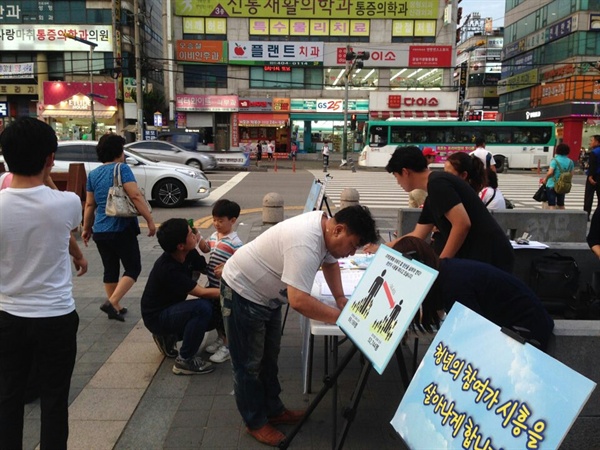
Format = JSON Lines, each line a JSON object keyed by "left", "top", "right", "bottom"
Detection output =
{"left": 392, "top": 303, "right": 597, "bottom": 449}
{"left": 337, "top": 245, "right": 438, "bottom": 374}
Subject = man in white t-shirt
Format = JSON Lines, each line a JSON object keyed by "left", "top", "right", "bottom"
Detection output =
{"left": 470, "top": 137, "right": 496, "bottom": 172}
{"left": 220, "top": 206, "right": 378, "bottom": 446}
{"left": 0, "top": 117, "right": 85, "bottom": 449}
{"left": 322, "top": 141, "right": 330, "bottom": 171}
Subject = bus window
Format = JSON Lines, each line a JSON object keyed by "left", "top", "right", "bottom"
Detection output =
{"left": 369, "top": 125, "right": 388, "bottom": 147}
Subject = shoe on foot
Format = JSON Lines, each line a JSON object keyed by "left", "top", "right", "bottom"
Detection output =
{"left": 172, "top": 356, "right": 214, "bottom": 375}
{"left": 246, "top": 424, "right": 285, "bottom": 447}
{"left": 152, "top": 334, "right": 178, "bottom": 358}
{"left": 268, "top": 408, "right": 306, "bottom": 425}
{"left": 209, "top": 345, "right": 230, "bottom": 363}
{"left": 205, "top": 337, "right": 224, "bottom": 354}
{"left": 100, "top": 301, "right": 125, "bottom": 322}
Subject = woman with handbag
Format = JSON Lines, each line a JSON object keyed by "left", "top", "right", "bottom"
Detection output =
{"left": 82, "top": 134, "right": 156, "bottom": 321}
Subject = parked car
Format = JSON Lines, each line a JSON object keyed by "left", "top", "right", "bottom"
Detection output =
{"left": 124, "top": 140, "right": 217, "bottom": 171}
{"left": 47, "top": 141, "right": 210, "bottom": 208}
{"left": 157, "top": 131, "right": 250, "bottom": 168}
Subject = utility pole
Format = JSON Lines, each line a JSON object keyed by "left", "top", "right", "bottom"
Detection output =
{"left": 134, "top": 0, "right": 143, "bottom": 141}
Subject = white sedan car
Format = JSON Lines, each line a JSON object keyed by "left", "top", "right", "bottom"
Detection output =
{"left": 51, "top": 141, "right": 211, "bottom": 208}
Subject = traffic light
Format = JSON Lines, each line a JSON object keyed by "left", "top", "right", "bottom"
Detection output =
{"left": 350, "top": 114, "right": 357, "bottom": 131}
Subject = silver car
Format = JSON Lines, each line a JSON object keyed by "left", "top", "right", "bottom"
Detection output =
{"left": 125, "top": 140, "right": 218, "bottom": 171}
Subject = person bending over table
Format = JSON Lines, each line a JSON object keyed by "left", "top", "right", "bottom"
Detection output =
{"left": 393, "top": 236, "right": 554, "bottom": 351}
{"left": 367, "top": 146, "right": 514, "bottom": 273}
{"left": 220, "top": 205, "right": 378, "bottom": 447}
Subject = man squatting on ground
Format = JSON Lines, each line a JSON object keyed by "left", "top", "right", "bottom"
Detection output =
{"left": 220, "top": 205, "right": 379, "bottom": 446}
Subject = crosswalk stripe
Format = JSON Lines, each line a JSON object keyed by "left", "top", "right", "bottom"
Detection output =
{"left": 310, "top": 170, "right": 595, "bottom": 211}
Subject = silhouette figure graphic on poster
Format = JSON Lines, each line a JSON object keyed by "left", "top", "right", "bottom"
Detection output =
{"left": 371, "top": 300, "right": 404, "bottom": 342}
{"left": 351, "top": 269, "right": 386, "bottom": 318}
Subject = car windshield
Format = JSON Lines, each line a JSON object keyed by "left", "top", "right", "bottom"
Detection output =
{"left": 124, "top": 148, "right": 159, "bottom": 163}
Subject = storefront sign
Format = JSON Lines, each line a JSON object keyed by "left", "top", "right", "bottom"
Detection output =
{"left": 231, "top": 113, "right": 239, "bottom": 147}
{"left": 176, "top": 40, "right": 227, "bottom": 63}
{"left": 238, "top": 113, "right": 288, "bottom": 127}
{"left": 0, "top": 24, "right": 112, "bottom": 52}
{"left": 548, "top": 16, "right": 577, "bottom": 42}
{"left": 175, "top": 0, "right": 439, "bottom": 19}
{"left": 228, "top": 41, "right": 323, "bottom": 65}
{"left": 0, "top": 102, "right": 8, "bottom": 117}
{"left": 272, "top": 97, "right": 290, "bottom": 111}
{"left": 408, "top": 45, "right": 453, "bottom": 68}
{"left": 497, "top": 69, "right": 538, "bottom": 95}
{"left": 183, "top": 17, "right": 227, "bottom": 34}
{"left": 0, "top": 84, "right": 37, "bottom": 95}
{"left": 541, "top": 64, "right": 576, "bottom": 82}
{"left": 290, "top": 98, "right": 369, "bottom": 112}
{"left": 591, "top": 14, "right": 600, "bottom": 31}
{"left": 332, "top": 45, "right": 401, "bottom": 67}
{"left": 250, "top": 19, "right": 370, "bottom": 37}
{"left": 0, "top": 1, "right": 54, "bottom": 23}
{"left": 531, "top": 75, "right": 600, "bottom": 106}
{"left": 176, "top": 94, "right": 238, "bottom": 112}
{"left": 42, "top": 81, "right": 117, "bottom": 118}
{"left": 370, "top": 90, "right": 458, "bottom": 112}
{"left": 239, "top": 97, "right": 273, "bottom": 112}
{"left": 392, "top": 20, "right": 436, "bottom": 37}
{"left": 501, "top": 52, "right": 533, "bottom": 79}
{"left": 0, "top": 62, "right": 34, "bottom": 79}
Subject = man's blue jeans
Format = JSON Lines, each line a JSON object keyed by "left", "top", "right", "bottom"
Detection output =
{"left": 155, "top": 299, "right": 212, "bottom": 360}
{"left": 221, "top": 280, "right": 284, "bottom": 429}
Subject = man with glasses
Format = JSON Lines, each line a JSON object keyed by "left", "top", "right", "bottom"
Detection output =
{"left": 220, "top": 206, "right": 378, "bottom": 446}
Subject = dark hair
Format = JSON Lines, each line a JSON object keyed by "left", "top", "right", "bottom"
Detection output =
{"left": 96, "top": 133, "right": 126, "bottom": 163}
{"left": 592, "top": 135, "right": 600, "bottom": 145}
{"left": 555, "top": 143, "right": 570, "bottom": 156}
{"left": 475, "top": 136, "right": 486, "bottom": 147}
{"left": 333, "top": 205, "right": 378, "bottom": 246}
{"left": 486, "top": 168, "right": 498, "bottom": 189}
{"left": 392, "top": 236, "right": 442, "bottom": 332}
{"left": 157, "top": 218, "right": 189, "bottom": 253}
{"left": 385, "top": 146, "right": 428, "bottom": 174}
{"left": 0, "top": 117, "right": 57, "bottom": 175}
{"left": 212, "top": 199, "right": 241, "bottom": 219}
{"left": 446, "top": 152, "right": 487, "bottom": 192}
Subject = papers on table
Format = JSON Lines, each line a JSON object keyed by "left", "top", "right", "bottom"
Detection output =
{"left": 510, "top": 240, "right": 549, "bottom": 250}
{"left": 319, "top": 270, "right": 365, "bottom": 297}
{"left": 337, "top": 254, "right": 376, "bottom": 270}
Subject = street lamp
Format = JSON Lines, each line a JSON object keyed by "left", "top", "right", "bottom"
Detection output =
{"left": 341, "top": 45, "right": 369, "bottom": 171}
{"left": 65, "top": 33, "right": 98, "bottom": 140}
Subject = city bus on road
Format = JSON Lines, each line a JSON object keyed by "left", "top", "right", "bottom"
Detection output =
{"left": 358, "top": 120, "right": 556, "bottom": 172}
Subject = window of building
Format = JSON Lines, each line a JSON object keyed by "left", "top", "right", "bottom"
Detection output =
{"left": 250, "top": 66, "right": 323, "bottom": 89}
{"left": 324, "top": 68, "right": 379, "bottom": 89}
{"left": 183, "top": 65, "right": 227, "bottom": 88}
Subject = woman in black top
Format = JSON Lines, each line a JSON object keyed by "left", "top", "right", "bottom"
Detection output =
{"left": 385, "top": 146, "right": 514, "bottom": 273}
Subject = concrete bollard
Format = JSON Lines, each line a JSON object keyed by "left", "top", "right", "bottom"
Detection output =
{"left": 262, "top": 192, "right": 284, "bottom": 224}
{"left": 339, "top": 188, "right": 360, "bottom": 209}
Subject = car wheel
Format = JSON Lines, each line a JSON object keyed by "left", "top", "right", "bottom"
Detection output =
{"left": 153, "top": 178, "right": 186, "bottom": 208}
{"left": 187, "top": 159, "right": 202, "bottom": 170}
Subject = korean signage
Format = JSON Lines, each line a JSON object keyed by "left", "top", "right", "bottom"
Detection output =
{"left": 175, "top": 0, "right": 439, "bottom": 19}
{"left": 43, "top": 82, "right": 116, "bottom": 107}
{"left": 541, "top": 64, "right": 576, "bottom": 83}
{"left": 497, "top": 69, "right": 539, "bottom": 95}
{"left": 408, "top": 46, "right": 453, "bottom": 68}
{"left": 392, "top": 303, "right": 596, "bottom": 449}
{"left": 591, "top": 14, "right": 600, "bottom": 31}
{"left": 0, "top": 102, "right": 8, "bottom": 117}
{"left": 501, "top": 51, "right": 533, "bottom": 79}
{"left": 0, "top": 25, "right": 112, "bottom": 52}
{"left": 0, "top": 1, "right": 54, "bottom": 23}
{"left": 290, "top": 98, "right": 369, "bottom": 112}
{"left": 392, "top": 20, "right": 436, "bottom": 37}
{"left": 239, "top": 97, "right": 274, "bottom": 112}
{"left": 250, "top": 19, "right": 369, "bottom": 37}
{"left": 182, "top": 17, "right": 227, "bottom": 34}
{"left": 370, "top": 91, "right": 458, "bottom": 112}
{"left": 337, "top": 245, "right": 438, "bottom": 374}
{"left": 531, "top": 75, "right": 600, "bottom": 106}
{"left": 176, "top": 94, "right": 238, "bottom": 112}
{"left": 548, "top": 16, "right": 577, "bottom": 42}
{"left": 176, "top": 40, "right": 227, "bottom": 64}
{"left": 0, "top": 62, "right": 34, "bottom": 79}
{"left": 0, "top": 84, "right": 37, "bottom": 95}
{"left": 228, "top": 41, "right": 323, "bottom": 66}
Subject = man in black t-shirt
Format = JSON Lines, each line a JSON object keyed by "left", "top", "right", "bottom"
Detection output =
{"left": 141, "top": 218, "right": 219, "bottom": 375}
{"left": 384, "top": 146, "right": 514, "bottom": 273}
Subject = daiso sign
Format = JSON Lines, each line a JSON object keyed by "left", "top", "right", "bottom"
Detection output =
{"left": 370, "top": 91, "right": 458, "bottom": 112}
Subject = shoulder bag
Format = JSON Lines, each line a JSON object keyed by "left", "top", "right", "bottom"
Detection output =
{"left": 553, "top": 158, "right": 573, "bottom": 194}
{"left": 105, "top": 163, "right": 150, "bottom": 217}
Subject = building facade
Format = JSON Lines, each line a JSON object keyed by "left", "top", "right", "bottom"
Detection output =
{"left": 166, "top": 0, "right": 461, "bottom": 153}
{"left": 498, "top": 0, "right": 600, "bottom": 159}
{"left": 0, "top": 0, "right": 164, "bottom": 139}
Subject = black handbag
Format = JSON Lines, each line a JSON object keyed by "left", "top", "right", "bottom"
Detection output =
{"left": 530, "top": 253, "right": 580, "bottom": 314}
{"left": 532, "top": 184, "right": 547, "bottom": 202}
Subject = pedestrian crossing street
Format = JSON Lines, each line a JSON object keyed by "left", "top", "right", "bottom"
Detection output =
{"left": 309, "top": 170, "right": 594, "bottom": 211}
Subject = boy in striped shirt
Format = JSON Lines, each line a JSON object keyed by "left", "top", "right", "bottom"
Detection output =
{"left": 197, "top": 199, "right": 243, "bottom": 363}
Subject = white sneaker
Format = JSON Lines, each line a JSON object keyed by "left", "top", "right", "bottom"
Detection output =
{"left": 209, "top": 346, "right": 230, "bottom": 363}
{"left": 205, "top": 337, "right": 224, "bottom": 354}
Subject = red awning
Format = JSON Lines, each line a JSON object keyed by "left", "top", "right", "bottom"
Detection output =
{"left": 238, "top": 113, "right": 288, "bottom": 127}
{"left": 43, "top": 81, "right": 117, "bottom": 107}
{"left": 370, "top": 111, "right": 458, "bottom": 119}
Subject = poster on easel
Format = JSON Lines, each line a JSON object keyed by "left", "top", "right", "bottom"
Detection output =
{"left": 303, "top": 179, "right": 325, "bottom": 213}
{"left": 337, "top": 245, "right": 438, "bottom": 374}
{"left": 391, "top": 303, "right": 597, "bottom": 449}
